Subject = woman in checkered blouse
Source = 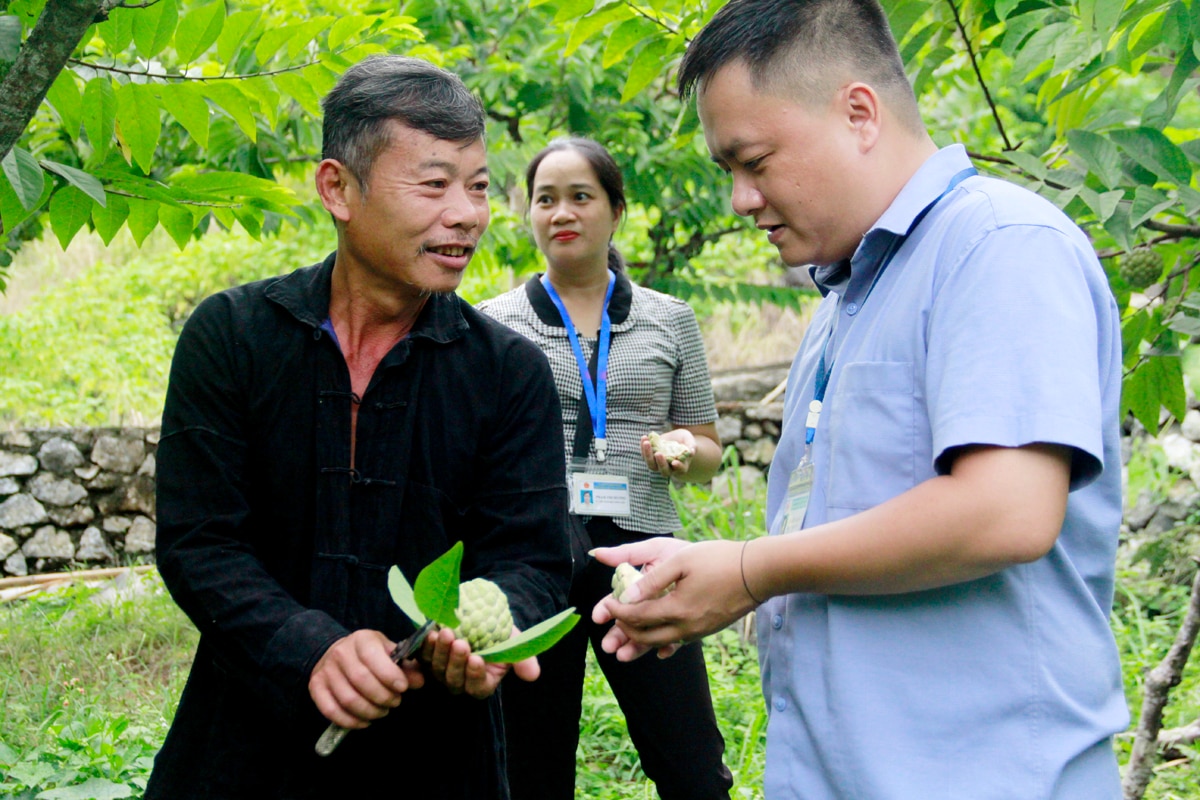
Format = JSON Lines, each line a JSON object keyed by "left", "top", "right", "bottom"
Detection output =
{"left": 479, "top": 137, "right": 732, "bottom": 800}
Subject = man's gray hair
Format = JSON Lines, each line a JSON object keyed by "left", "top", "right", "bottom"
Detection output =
{"left": 321, "top": 56, "right": 486, "bottom": 191}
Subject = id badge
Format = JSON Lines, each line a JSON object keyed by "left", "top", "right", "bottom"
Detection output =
{"left": 779, "top": 455, "right": 814, "bottom": 534}
{"left": 570, "top": 472, "right": 631, "bottom": 516}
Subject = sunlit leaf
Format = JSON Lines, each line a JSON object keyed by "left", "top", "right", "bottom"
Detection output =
{"left": 1, "top": 147, "right": 44, "bottom": 211}
{"left": 156, "top": 83, "right": 211, "bottom": 149}
{"left": 132, "top": 0, "right": 179, "bottom": 60}
{"left": 477, "top": 608, "right": 579, "bottom": 663}
{"left": 216, "top": 9, "right": 260, "bottom": 64}
{"left": 115, "top": 83, "right": 162, "bottom": 174}
{"left": 126, "top": 196, "right": 160, "bottom": 246}
{"left": 41, "top": 160, "right": 106, "bottom": 206}
{"left": 83, "top": 78, "right": 118, "bottom": 165}
{"left": 621, "top": 37, "right": 670, "bottom": 103}
{"left": 1067, "top": 129, "right": 1122, "bottom": 189}
{"left": 49, "top": 185, "right": 94, "bottom": 249}
{"left": 413, "top": 542, "right": 463, "bottom": 628}
{"left": 44, "top": 71, "right": 82, "bottom": 140}
{"left": 175, "top": 0, "right": 226, "bottom": 64}
{"left": 388, "top": 565, "right": 426, "bottom": 626}
{"left": 1110, "top": 127, "right": 1192, "bottom": 185}
{"left": 603, "top": 17, "right": 658, "bottom": 68}
{"left": 159, "top": 202, "right": 198, "bottom": 249}
{"left": 91, "top": 193, "right": 130, "bottom": 245}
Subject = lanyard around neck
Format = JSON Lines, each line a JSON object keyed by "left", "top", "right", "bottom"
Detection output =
{"left": 541, "top": 271, "right": 616, "bottom": 461}
{"left": 805, "top": 166, "right": 978, "bottom": 445}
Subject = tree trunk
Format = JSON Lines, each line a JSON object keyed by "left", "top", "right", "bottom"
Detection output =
{"left": 0, "top": 0, "right": 106, "bottom": 164}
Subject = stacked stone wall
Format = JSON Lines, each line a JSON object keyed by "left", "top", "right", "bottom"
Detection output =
{"left": 0, "top": 428, "right": 157, "bottom": 577}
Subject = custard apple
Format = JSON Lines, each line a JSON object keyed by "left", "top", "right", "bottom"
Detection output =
{"left": 1120, "top": 248, "right": 1163, "bottom": 290}
{"left": 611, "top": 562, "right": 642, "bottom": 603}
{"left": 648, "top": 432, "right": 692, "bottom": 464}
{"left": 452, "top": 578, "right": 513, "bottom": 651}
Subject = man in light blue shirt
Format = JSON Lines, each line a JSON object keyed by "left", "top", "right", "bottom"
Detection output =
{"left": 592, "top": 0, "right": 1127, "bottom": 797}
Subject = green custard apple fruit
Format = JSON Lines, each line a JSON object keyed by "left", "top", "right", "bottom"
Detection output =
{"left": 1120, "top": 248, "right": 1164, "bottom": 290}
{"left": 611, "top": 562, "right": 642, "bottom": 603}
{"left": 453, "top": 578, "right": 514, "bottom": 651}
{"left": 647, "top": 432, "right": 692, "bottom": 463}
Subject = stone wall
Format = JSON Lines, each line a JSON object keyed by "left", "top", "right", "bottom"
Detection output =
{"left": 0, "top": 428, "right": 157, "bottom": 577}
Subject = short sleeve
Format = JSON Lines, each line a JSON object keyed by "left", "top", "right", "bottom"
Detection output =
{"left": 926, "top": 224, "right": 1104, "bottom": 488}
{"left": 667, "top": 300, "right": 718, "bottom": 427}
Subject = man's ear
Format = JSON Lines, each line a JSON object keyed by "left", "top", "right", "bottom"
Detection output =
{"left": 315, "top": 159, "right": 357, "bottom": 223}
{"left": 842, "top": 82, "right": 882, "bottom": 152}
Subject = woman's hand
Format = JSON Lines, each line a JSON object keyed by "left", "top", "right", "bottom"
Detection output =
{"left": 640, "top": 429, "right": 697, "bottom": 478}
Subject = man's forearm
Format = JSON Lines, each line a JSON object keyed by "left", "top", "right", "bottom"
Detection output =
{"left": 745, "top": 443, "right": 1072, "bottom": 598}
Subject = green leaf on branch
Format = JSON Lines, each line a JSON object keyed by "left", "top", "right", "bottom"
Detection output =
{"left": 200, "top": 82, "right": 258, "bottom": 141}
{"left": 115, "top": 83, "right": 162, "bottom": 174}
{"left": 1066, "top": 129, "right": 1122, "bottom": 189}
{"left": 387, "top": 565, "right": 426, "bottom": 626}
{"left": 274, "top": 71, "right": 323, "bottom": 117}
{"left": 554, "top": 0, "right": 595, "bottom": 25}
{"left": 45, "top": 71, "right": 83, "bottom": 140}
{"left": 1109, "top": 127, "right": 1192, "bottom": 186}
{"left": 1122, "top": 310, "right": 1151, "bottom": 369}
{"left": 566, "top": 3, "right": 633, "bottom": 57}
{"left": 98, "top": 6, "right": 135, "bottom": 53}
{"left": 329, "top": 15, "right": 376, "bottom": 50}
{"left": 622, "top": 37, "right": 670, "bottom": 103}
{"left": 41, "top": 160, "right": 106, "bottom": 206}
{"left": 83, "top": 78, "right": 117, "bottom": 165}
{"left": 477, "top": 608, "right": 580, "bottom": 663}
{"left": 126, "top": 197, "right": 161, "bottom": 246}
{"left": 132, "top": 0, "right": 179, "bottom": 60}
{"left": 1129, "top": 185, "right": 1174, "bottom": 228}
{"left": 413, "top": 541, "right": 462, "bottom": 628}
{"left": 156, "top": 83, "right": 211, "bottom": 149}
{"left": 1123, "top": 355, "right": 1186, "bottom": 432}
{"left": 159, "top": 203, "right": 198, "bottom": 249}
{"left": 1003, "top": 149, "right": 1047, "bottom": 181}
{"left": 91, "top": 193, "right": 130, "bottom": 245}
{"left": 1, "top": 147, "right": 45, "bottom": 211}
{"left": 603, "top": 17, "right": 658, "bottom": 68}
{"left": 175, "top": 0, "right": 226, "bottom": 64}
{"left": 217, "top": 9, "right": 261, "bottom": 64}
{"left": 49, "top": 185, "right": 95, "bottom": 249}
{"left": 0, "top": 165, "right": 52, "bottom": 232}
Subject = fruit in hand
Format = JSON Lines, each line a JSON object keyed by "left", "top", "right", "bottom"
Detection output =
{"left": 612, "top": 562, "right": 642, "bottom": 603}
{"left": 1119, "top": 248, "right": 1163, "bottom": 290}
{"left": 648, "top": 432, "right": 692, "bottom": 464}
{"left": 452, "top": 578, "right": 514, "bottom": 651}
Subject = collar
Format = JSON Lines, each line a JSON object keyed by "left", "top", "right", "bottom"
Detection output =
{"left": 809, "top": 144, "right": 974, "bottom": 297}
{"left": 265, "top": 251, "right": 468, "bottom": 345}
{"left": 523, "top": 269, "right": 633, "bottom": 329}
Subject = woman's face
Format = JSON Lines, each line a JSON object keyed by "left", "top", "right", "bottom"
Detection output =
{"left": 529, "top": 149, "right": 621, "bottom": 273}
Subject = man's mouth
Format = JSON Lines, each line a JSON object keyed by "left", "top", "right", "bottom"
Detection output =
{"left": 425, "top": 243, "right": 474, "bottom": 257}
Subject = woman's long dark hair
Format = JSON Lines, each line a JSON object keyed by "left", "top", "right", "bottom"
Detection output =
{"left": 525, "top": 137, "right": 627, "bottom": 273}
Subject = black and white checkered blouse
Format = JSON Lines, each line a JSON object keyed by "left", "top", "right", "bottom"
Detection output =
{"left": 477, "top": 271, "right": 717, "bottom": 535}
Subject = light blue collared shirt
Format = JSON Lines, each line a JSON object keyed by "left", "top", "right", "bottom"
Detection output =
{"left": 761, "top": 145, "right": 1127, "bottom": 799}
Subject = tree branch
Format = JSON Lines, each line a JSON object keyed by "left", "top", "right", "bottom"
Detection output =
{"left": 486, "top": 109, "right": 523, "bottom": 144}
{"left": 1144, "top": 219, "right": 1200, "bottom": 239}
{"left": 1158, "top": 718, "right": 1200, "bottom": 750}
{"left": 1122, "top": 562, "right": 1200, "bottom": 800}
{"left": 0, "top": 0, "right": 108, "bottom": 164}
{"left": 622, "top": 1, "right": 679, "bottom": 36}
{"left": 945, "top": 0, "right": 1012, "bottom": 151}
{"left": 66, "top": 55, "right": 328, "bottom": 81}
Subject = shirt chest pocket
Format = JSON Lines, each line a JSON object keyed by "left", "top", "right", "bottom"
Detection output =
{"left": 825, "top": 361, "right": 917, "bottom": 513}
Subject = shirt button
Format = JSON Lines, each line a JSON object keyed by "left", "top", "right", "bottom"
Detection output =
{"left": 846, "top": 302, "right": 859, "bottom": 315}
{"left": 772, "top": 614, "right": 783, "bottom": 630}
{"left": 774, "top": 696, "right": 787, "bottom": 712}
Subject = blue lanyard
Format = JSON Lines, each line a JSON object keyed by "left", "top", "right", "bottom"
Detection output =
{"left": 806, "top": 166, "right": 977, "bottom": 445}
{"left": 541, "top": 271, "right": 616, "bottom": 462}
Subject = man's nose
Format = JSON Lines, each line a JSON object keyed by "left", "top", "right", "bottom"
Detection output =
{"left": 442, "top": 185, "right": 482, "bottom": 230}
{"left": 730, "top": 173, "right": 765, "bottom": 218}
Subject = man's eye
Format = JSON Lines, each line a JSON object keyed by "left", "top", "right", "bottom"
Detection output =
{"left": 472, "top": 181, "right": 490, "bottom": 192}
{"left": 427, "top": 180, "right": 447, "bottom": 189}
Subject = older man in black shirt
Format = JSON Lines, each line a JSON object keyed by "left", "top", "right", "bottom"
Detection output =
{"left": 146, "top": 57, "right": 572, "bottom": 800}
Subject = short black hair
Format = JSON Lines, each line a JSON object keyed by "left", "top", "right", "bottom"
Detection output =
{"left": 321, "top": 56, "right": 486, "bottom": 191}
{"left": 678, "top": 0, "right": 922, "bottom": 132}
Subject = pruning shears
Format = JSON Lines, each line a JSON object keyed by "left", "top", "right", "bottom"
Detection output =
{"left": 314, "top": 618, "right": 437, "bottom": 757}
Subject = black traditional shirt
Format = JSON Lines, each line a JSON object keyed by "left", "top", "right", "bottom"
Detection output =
{"left": 147, "top": 253, "right": 572, "bottom": 800}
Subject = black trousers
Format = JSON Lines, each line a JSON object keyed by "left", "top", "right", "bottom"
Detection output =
{"left": 502, "top": 518, "right": 733, "bottom": 800}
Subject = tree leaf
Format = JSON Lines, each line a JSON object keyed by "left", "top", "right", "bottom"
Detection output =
{"left": 255, "top": 22, "right": 304, "bottom": 64}
{"left": 287, "top": 17, "right": 336, "bottom": 60}
{"left": 477, "top": 608, "right": 579, "bottom": 663}
{"left": 216, "top": 9, "right": 261, "bottom": 64}
{"left": 1129, "top": 185, "right": 1174, "bottom": 228}
{"left": 125, "top": 197, "right": 160, "bottom": 246}
{"left": 387, "top": 565, "right": 426, "bottom": 626}
{"left": 1066, "top": 129, "right": 1122, "bottom": 189}
{"left": 83, "top": 78, "right": 117, "bottom": 165}
{"left": 115, "top": 83, "right": 162, "bottom": 174}
{"left": 36, "top": 777, "right": 133, "bottom": 799}
{"left": 566, "top": 3, "right": 632, "bottom": 57}
{"left": 156, "top": 83, "right": 210, "bottom": 149}
{"left": 621, "top": 37, "right": 669, "bottom": 103}
{"left": 198, "top": 82, "right": 258, "bottom": 141}
{"left": 0, "top": 163, "right": 52, "bottom": 232}
{"left": 1003, "top": 149, "right": 1047, "bottom": 181}
{"left": 1120, "top": 310, "right": 1150, "bottom": 369}
{"left": 1109, "top": 127, "right": 1192, "bottom": 186}
{"left": 98, "top": 6, "right": 135, "bottom": 53}
{"left": 175, "top": 0, "right": 226, "bottom": 64}
{"left": 413, "top": 542, "right": 463, "bottom": 628}
{"left": 44, "top": 71, "right": 83, "bottom": 140}
{"left": 329, "top": 15, "right": 376, "bottom": 51}
{"left": 158, "top": 202, "right": 197, "bottom": 249}
{"left": 91, "top": 193, "right": 130, "bottom": 245}
{"left": 554, "top": 0, "right": 595, "bottom": 25}
{"left": 41, "top": 160, "right": 106, "bottom": 206}
{"left": 1123, "top": 355, "right": 1185, "bottom": 432}
{"left": 1077, "top": 186, "right": 1123, "bottom": 224}
{"left": 273, "top": 70, "right": 323, "bottom": 117}
{"left": 1, "top": 147, "right": 45, "bottom": 211}
{"left": 49, "top": 185, "right": 95, "bottom": 249}
{"left": 132, "top": 0, "right": 179, "bottom": 60}
{"left": 603, "top": 17, "right": 658, "bottom": 68}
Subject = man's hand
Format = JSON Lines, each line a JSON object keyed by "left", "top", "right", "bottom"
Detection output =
{"left": 309, "top": 629, "right": 425, "bottom": 729}
{"left": 420, "top": 625, "right": 539, "bottom": 699}
{"left": 591, "top": 537, "right": 758, "bottom": 662}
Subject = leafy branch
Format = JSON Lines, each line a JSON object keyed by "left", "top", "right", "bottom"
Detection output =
{"left": 66, "top": 54, "right": 332, "bottom": 81}
{"left": 945, "top": 0, "right": 1012, "bottom": 151}
{"left": 622, "top": 0, "right": 679, "bottom": 37}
